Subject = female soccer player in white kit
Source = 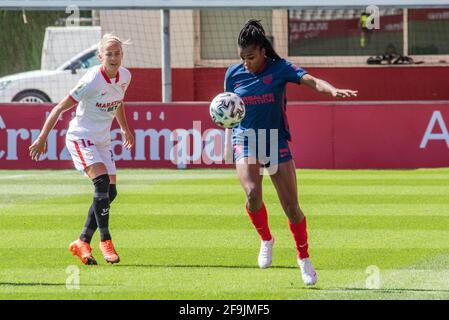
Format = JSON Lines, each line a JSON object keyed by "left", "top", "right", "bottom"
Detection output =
{"left": 29, "top": 34, "right": 134, "bottom": 265}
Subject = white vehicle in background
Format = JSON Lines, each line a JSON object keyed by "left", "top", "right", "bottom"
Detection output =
{"left": 0, "top": 44, "right": 99, "bottom": 103}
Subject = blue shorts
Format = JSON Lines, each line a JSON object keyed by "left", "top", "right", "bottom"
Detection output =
{"left": 233, "top": 137, "right": 292, "bottom": 167}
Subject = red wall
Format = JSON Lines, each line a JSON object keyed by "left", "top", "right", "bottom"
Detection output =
{"left": 127, "top": 66, "right": 449, "bottom": 102}
{"left": 290, "top": 103, "right": 449, "bottom": 169}
{"left": 1, "top": 102, "right": 448, "bottom": 170}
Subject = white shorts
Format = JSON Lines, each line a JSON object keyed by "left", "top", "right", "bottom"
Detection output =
{"left": 66, "top": 137, "right": 116, "bottom": 175}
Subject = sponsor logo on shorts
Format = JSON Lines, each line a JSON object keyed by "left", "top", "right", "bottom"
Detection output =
{"left": 280, "top": 148, "right": 290, "bottom": 158}
{"left": 84, "top": 151, "right": 94, "bottom": 160}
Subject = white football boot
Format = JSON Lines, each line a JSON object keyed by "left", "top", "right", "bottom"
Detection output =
{"left": 258, "top": 238, "right": 274, "bottom": 269}
{"left": 298, "top": 257, "right": 317, "bottom": 286}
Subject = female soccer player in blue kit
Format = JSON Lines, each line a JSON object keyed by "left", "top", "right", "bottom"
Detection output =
{"left": 224, "top": 20, "right": 357, "bottom": 285}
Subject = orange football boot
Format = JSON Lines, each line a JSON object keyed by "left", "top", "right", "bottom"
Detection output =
{"left": 68, "top": 239, "right": 97, "bottom": 265}
{"left": 99, "top": 240, "right": 120, "bottom": 264}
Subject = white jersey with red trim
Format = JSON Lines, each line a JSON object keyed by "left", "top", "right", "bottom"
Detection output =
{"left": 66, "top": 65, "right": 131, "bottom": 145}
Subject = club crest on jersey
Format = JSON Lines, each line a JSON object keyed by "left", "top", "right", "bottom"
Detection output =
{"left": 263, "top": 74, "right": 273, "bottom": 85}
{"left": 120, "top": 83, "right": 128, "bottom": 92}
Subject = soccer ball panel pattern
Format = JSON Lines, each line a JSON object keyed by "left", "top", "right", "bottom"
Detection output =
{"left": 209, "top": 92, "right": 246, "bottom": 129}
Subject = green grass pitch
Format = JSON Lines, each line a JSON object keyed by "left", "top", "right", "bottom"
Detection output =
{"left": 1, "top": 168, "right": 449, "bottom": 300}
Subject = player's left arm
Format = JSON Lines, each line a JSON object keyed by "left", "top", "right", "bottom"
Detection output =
{"left": 300, "top": 74, "right": 358, "bottom": 98}
{"left": 115, "top": 102, "right": 134, "bottom": 150}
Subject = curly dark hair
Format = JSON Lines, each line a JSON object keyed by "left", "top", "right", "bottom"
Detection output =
{"left": 238, "top": 19, "right": 280, "bottom": 60}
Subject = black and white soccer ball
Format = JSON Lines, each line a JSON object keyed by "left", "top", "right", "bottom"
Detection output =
{"left": 209, "top": 92, "right": 246, "bottom": 129}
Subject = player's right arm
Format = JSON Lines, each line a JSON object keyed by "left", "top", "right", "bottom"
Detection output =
{"left": 29, "top": 95, "right": 77, "bottom": 161}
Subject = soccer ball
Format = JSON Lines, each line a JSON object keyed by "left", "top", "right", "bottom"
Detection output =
{"left": 209, "top": 92, "right": 245, "bottom": 129}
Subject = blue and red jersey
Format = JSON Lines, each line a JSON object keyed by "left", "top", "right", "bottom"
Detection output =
{"left": 224, "top": 58, "right": 307, "bottom": 143}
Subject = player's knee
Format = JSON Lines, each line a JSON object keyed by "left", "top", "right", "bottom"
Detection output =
{"left": 109, "top": 184, "right": 117, "bottom": 203}
{"left": 284, "top": 204, "right": 302, "bottom": 221}
{"left": 92, "top": 174, "right": 110, "bottom": 199}
{"left": 285, "top": 203, "right": 298, "bottom": 213}
{"left": 245, "top": 186, "right": 262, "bottom": 206}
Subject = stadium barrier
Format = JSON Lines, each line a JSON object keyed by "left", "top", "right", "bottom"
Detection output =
{"left": 126, "top": 67, "right": 449, "bottom": 102}
{"left": 0, "top": 102, "right": 448, "bottom": 169}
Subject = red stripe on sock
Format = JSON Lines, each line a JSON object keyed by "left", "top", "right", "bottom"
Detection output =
{"left": 288, "top": 217, "right": 309, "bottom": 259}
{"left": 246, "top": 203, "right": 272, "bottom": 241}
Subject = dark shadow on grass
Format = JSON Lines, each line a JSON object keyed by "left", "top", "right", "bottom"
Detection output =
{"left": 0, "top": 282, "right": 108, "bottom": 287}
{"left": 0, "top": 282, "right": 66, "bottom": 287}
{"left": 306, "top": 287, "right": 449, "bottom": 294}
{"left": 115, "top": 264, "right": 297, "bottom": 270}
